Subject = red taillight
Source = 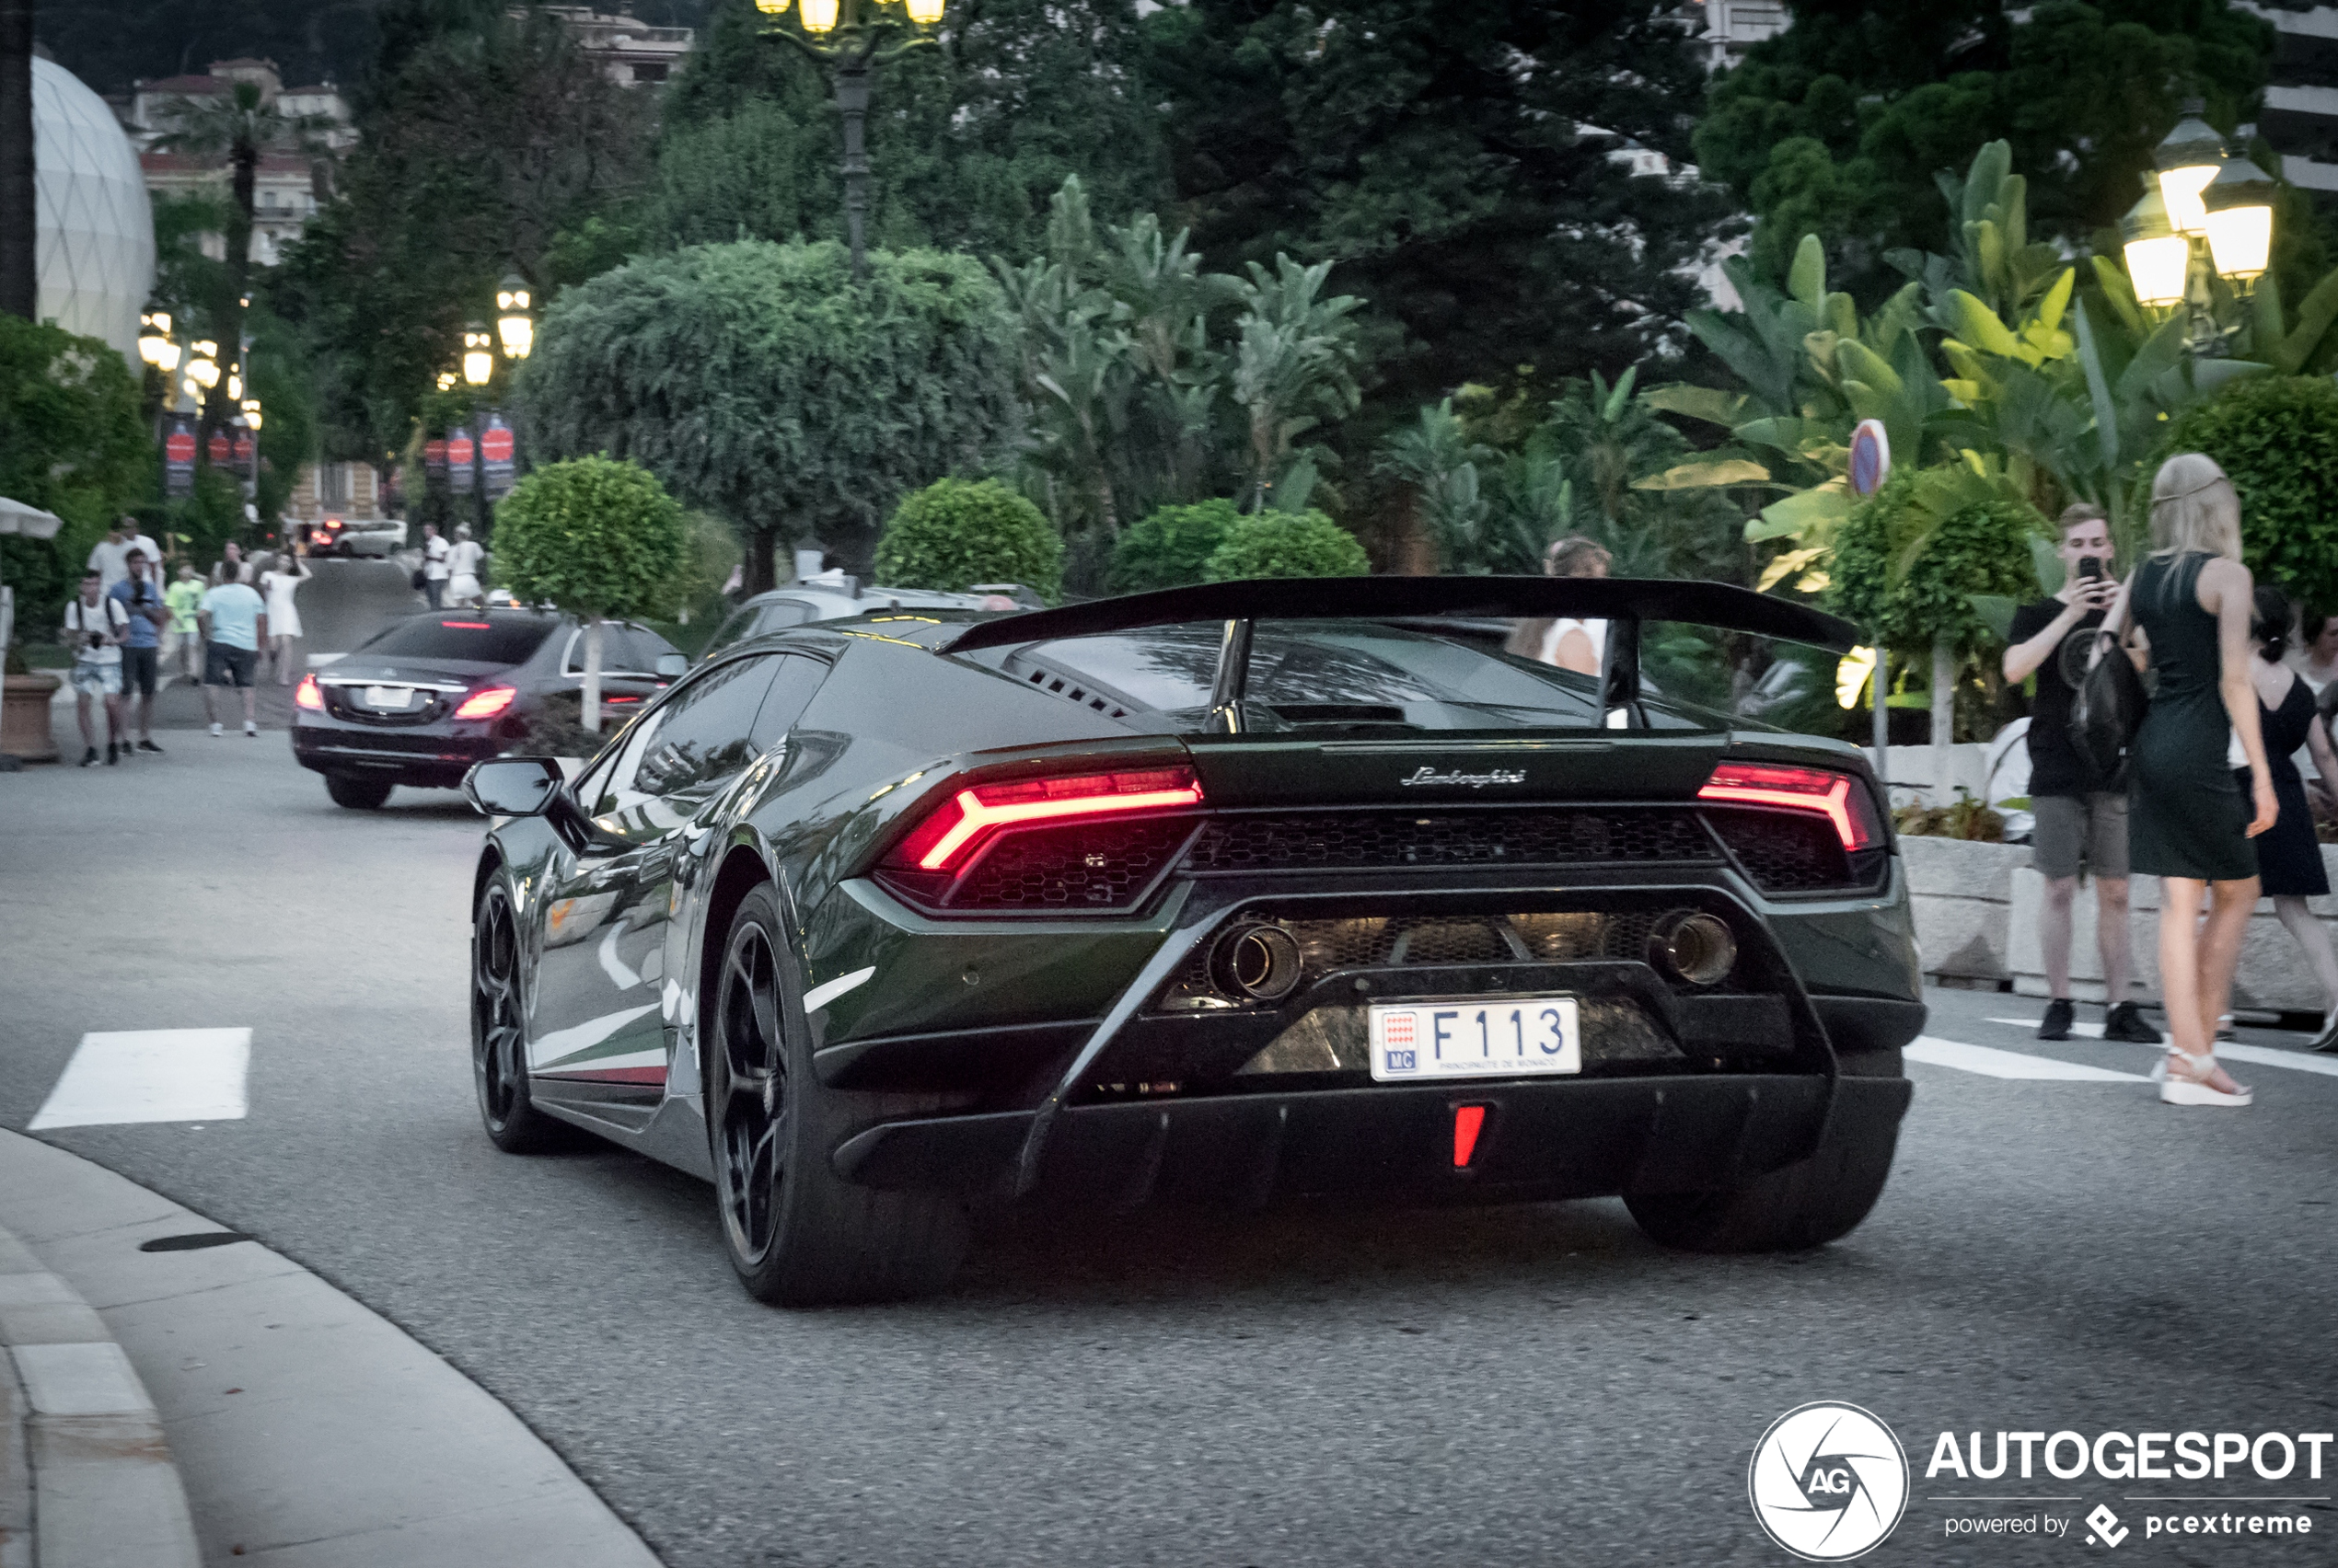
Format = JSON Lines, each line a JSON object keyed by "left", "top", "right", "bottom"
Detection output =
{"left": 454, "top": 685, "right": 517, "bottom": 721}
{"left": 885, "top": 766, "right": 1204, "bottom": 873}
{"left": 294, "top": 674, "right": 323, "bottom": 711}
{"left": 1453, "top": 1104, "right": 1487, "bottom": 1169}
{"left": 440, "top": 620, "right": 492, "bottom": 629}
{"left": 1698, "top": 761, "right": 1881, "bottom": 851}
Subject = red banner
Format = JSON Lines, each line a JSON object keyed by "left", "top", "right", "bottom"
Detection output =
{"left": 207, "top": 432, "right": 231, "bottom": 464}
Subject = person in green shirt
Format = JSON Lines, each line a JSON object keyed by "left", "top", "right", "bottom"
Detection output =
{"left": 163, "top": 562, "right": 207, "bottom": 683}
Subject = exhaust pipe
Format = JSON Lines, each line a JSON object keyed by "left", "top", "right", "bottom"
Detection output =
{"left": 1210, "top": 922, "right": 1305, "bottom": 1002}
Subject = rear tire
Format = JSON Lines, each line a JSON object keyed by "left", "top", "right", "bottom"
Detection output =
{"left": 707, "top": 883, "right": 967, "bottom": 1306}
{"left": 1625, "top": 1101, "right": 1903, "bottom": 1253}
{"left": 471, "top": 876, "right": 569, "bottom": 1154}
{"left": 326, "top": 774, "right": 394, "bottom": 810}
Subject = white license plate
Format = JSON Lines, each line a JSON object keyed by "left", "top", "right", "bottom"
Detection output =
{"left": 1368, "top": 997, "right": 1581, "bottom": 1082}
{"left": 364, "top": 685, "right": 413, "bottom": 709}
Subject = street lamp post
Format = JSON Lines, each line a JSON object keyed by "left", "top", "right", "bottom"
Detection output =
{"left": 751, "top": 0, "right": 947, "bottom": 282}
{"left": 2122, "top": 99, "right": 2277, "bottom": 356}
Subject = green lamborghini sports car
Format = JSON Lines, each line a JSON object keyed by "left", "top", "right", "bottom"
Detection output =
{"left": 462, "top": 578, "right": 1922, "bottom": 1306}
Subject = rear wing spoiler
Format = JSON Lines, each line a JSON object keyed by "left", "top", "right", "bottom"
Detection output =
{"left": 934, "top": 576, "right": 1860, "bottom": 732}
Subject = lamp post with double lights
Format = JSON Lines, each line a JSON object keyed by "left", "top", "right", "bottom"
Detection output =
{"left": 2120, "top": 99, "right": 2278, "bottom": 357}
{"left": 750, "top": 0, "right": 947, "bottom": 282}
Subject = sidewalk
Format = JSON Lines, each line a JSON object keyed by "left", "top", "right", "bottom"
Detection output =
{"left": 0, "top": 1132, "right": 660, "bottom": 1567}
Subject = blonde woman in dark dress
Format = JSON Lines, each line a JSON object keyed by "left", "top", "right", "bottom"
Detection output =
{"left": 2100, "top": 455, "right": 2278, "bottom": 1106}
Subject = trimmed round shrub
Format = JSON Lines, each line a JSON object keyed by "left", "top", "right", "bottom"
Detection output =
{"left": 1202, "top": 509, "right": 1371, "bottom": 581}
{"left": 874, "top": 478, "right": 1063, "bottom": 602}
{"left": 492, "top": 455, "right": 688, "bottom": 621}
{"left": 1107, "top": 499, "right": 1240, "bottom": 594}
{"left": 1827, "top": 468, "right": 2042, "bottom": 657}
{"left": 2153, "top": 375, "right": 2338, "bottom": 615}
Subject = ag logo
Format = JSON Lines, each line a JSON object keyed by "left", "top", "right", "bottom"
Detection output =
{"left": 1748, "top": 1401, "right": 1909, "bottom": 1561}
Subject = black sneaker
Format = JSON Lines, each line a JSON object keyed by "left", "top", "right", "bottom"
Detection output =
{"left": 2103, "top": 1001, "right": 2163, "bottom": 1044}
{"left": 105, "top": 741, "right": 119, "bottom": 766}
{"left": 137, "top": 738, "right": 164, "bottom": 755}
{"left": 2037, "top": 998, "right": 2075, "bottom": 1041}
{"left": 78, "top": 746, "right": 98, "bottom": 767}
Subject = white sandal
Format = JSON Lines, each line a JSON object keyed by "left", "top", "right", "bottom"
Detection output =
{"left": 2158, "top": 1048, "right": 2252, "bottom": 1107}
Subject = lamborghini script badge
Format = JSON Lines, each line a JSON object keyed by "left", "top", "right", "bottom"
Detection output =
{"left": 1399, "top": 766, "right": 1527, "bottom": 790}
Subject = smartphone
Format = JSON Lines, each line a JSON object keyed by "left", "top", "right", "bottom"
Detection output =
{"left": 2078, "top": 557, "right": 2104, "bottom": 581}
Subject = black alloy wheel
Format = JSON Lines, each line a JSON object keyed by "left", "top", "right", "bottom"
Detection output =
{"left": 707, "top": 882, "right": 969, "bottom": 1306}
{"left": 472, "top": 877, "right": 564, "bottom": 1152}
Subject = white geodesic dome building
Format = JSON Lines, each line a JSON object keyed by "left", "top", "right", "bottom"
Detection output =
{"left": 34, "top": 56, "right": 155, "bottom": 369}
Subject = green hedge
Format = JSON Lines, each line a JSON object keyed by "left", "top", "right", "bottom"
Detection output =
{"left": 492, "top": 455, "right": 688, "bottom": 621}
{"left": 2152, "top": 375, "right": 2338, "bottom": 615}
{"left": 1203, "top": 509, "right": 1371, "bottom": 581}
{"left": 1827, "top": 469, "right": 2041, "bottom": 656}
{"left": 874, "top": 478, "right": 1063, "bottom": 602}
{"left": 1107, "top": 499, "right": 1240, "bottom": 594}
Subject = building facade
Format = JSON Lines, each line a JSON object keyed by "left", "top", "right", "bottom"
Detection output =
{"left": 281, "top": 462, "right": 384, "bottom": 525}
{"left": 537, "top": 6, "right": 695, "bottom": 85}
{"left": 114, "top": 58, "right": 354, "bottom": 265}
{"left": 2241, "top": 4, "right": 2338, "bottom": 201}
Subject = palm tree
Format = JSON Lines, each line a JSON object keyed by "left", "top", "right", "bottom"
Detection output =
{"left": 152, "top": 81, "right": 335, "bottom": 457}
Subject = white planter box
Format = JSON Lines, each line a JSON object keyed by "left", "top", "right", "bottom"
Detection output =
{"left": 1901, "top": 836, "right": 2028, "bottom": 982}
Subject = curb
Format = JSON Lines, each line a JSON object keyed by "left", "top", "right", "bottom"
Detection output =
{"left": 0, "top": 1221, "right": 202, "bottom": 1568}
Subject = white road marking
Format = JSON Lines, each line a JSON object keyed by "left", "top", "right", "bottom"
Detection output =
{"left": 803, "top": 965, "right": 875, "bottom": 1014}
{"left": 1904, "top": 1035, "right": 2147, "bottom": 1082}
{"left": 29, "top": 1030, "right": 251, "bottom": 1130}
{"left": 1986, "top": 1017, "right": 2338, "bottom": 1079}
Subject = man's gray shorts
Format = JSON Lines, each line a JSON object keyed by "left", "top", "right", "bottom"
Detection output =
{"left": 2031, "top": 792, "right": 2129, "bottom": 881}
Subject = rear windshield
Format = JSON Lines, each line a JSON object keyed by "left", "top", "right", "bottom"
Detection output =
{"left": 358, "top": 615, "right": 555, "bottom": 664}
{"left": 995, "top": 617, "right": 1848, "bottom": 735}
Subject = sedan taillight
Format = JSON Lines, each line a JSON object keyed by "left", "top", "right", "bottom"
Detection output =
{"left": 454, "top": 685, "right": 517, "bottom": 721}
{"left": 294, "top": 674, "right": 324, "bottom": 711}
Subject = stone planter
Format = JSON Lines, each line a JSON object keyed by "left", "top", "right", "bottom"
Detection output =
{"left": 0, "top": 672, "right": 59, "bottom": 762}
{"left": 1901, "top": 836, "right": 2027, "bottom": 983}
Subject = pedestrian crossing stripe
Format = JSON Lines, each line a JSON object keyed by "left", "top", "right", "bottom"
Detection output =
{"left": 29, "top": 1030, "right": 250, "bottom": 1130}
{"left": 1985, "top": 1018, "right": 2338, "bottom": 1078}
{"left": 1904, "top": 1036, "right": 2146, "bottom": 1081}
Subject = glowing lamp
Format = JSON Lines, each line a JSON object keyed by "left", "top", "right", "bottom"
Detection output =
{"left": 462, "top": 324, "right": 495, "bottom": 387}
{"left": 436, "top": 370, "right": 458, "bottom": 392}
{"left": 241, "top": 398, "right": 263, "bottom": 431}
{"left": 905, "top": 0, "right": 945, "bottom": 23}
{"left": 751, "top": 0, "right": 786, "bottom": 11}
{"left": 800, "top": 0, "right": 839, "bottom": 31}
{"left": 2202, "top": 155, "right": 2276, "bottom": 283}
{"left": 2153, "top": 99, "right": 2227, "bottom": 237}
{"left": 226, "top": 372, "right": 242, "bottom": 402}
{"left": 2121, "top": 177, "right": 2189, "bottom": 308}
{"left": 494, "top": 274, "right": 534, "bottom": 359}
{"left": 188, "top": 342, "right": 220, "bottom": 389}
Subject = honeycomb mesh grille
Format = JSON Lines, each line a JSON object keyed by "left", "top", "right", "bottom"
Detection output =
{"left": 1183, "top": 810, "right": 1714, "bottom": 874}
{"left": 947, "top": 817, "right": 1197, "bottom": 911}
{"left": 1704, "top": 809, "right": 1855, "bottom": 894}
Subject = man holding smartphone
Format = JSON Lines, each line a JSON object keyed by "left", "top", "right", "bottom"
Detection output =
{"left": 2005, "top": 502, "right": 2162, "bottom": 1043}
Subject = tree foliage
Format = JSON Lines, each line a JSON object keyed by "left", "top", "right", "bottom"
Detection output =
{"left": 493, "top": 455, "right": 687, "bottom": 621}
{"left": 0, "top": 317, "right": 153, "bottom": 643}
{"left": 273, "top": 4, "right": 653, "bottom": 465}
{"left": 873, "top": 478, "right": 1063, "bottom": 601}
{"left": 2153, "top": 375, "right": 2338, "bottom": 615}
{"left": 516, "top": 240, "right": 1020, "bottom": 585}
{"left": 1145, "top": 0, "right": 1736, "bottom": 422}
{"left": 1203, "top": 509, "right": 1370, "bottom": 581}
{"left": 1107, "top": 499, "right": 1240, "bottom": 594}
{"left": 1827, "top": 467, "right": 2045, "bottom": 657}
{"left": 1697, "top": 1, "right": 2285, "bottom": 303}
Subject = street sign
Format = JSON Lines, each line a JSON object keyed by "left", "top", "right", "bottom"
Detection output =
{"left": 448, "top": 427, "right": 476, "bottom": 495}
{"left": 424, "top": 438, "right": 448, "bottom": 489}
{"left": 164, "top": 417, "right": 196, "bottom": 498}
{"left": 481, "top": 412, "right": 515, "bottom": 500}
{"left": 1849, "top": 419, "right": 1891, "bottom": 497}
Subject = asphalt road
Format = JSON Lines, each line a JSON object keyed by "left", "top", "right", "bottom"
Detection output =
{"left": 4, "top": 567, "right": 2334, "bottom": 1566}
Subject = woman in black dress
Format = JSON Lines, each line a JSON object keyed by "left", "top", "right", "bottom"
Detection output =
{"left": 2102, "top": 454, "right": 2277, "bottom": 1106}
{"left": 2236, "top": 587, "right": 2338, "bottom": 1051}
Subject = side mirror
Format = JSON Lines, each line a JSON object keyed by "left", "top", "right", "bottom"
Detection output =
{"left": 464, "top": 755, "right": 563, "bottom": 817}
{"left": 654, "top": 651, "right": 689, "bottom": 679}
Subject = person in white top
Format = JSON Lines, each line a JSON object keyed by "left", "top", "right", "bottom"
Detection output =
{"left": 446, "top": 525, "right": 486, "bottom": 606}
{"left": 257, "top": 550, "right": 314, "bottom": 686}
{"left": 62, "top": 569, "right": 130, "bottom": 766}
{"left": 1503, "top": 536, "right": 1613, "bottom": 676}
{"left": 87, "top": 517, "right": 164, "bottom": 594}
{"left": 421, "top": 523, "right": 452, "bottom": 610}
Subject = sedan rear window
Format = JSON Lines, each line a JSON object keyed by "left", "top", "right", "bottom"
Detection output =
{"left": 359, "top": 615, "right": 555, "bottom": 663}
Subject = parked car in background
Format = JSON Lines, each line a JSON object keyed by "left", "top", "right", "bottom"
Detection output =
{"left": 293, "top": 609, "right": 686, "bottom": 809}
{"left": 701, "top": 582, "right": 1003, "bottom": 661}
{"left": 298, "top": 517, "right": 408, "bottom": 559}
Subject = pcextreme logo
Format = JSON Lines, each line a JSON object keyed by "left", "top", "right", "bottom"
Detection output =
{"left": 1750, "top": 1401, "right": 1912, "bottom": 1562}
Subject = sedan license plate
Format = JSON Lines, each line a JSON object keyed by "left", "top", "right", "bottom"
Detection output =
{"left": 1368, "top": 997, "right": 1581, "bottom": 1082}
{"left": 364, "top": 685, "right": 413, "bottom": 709}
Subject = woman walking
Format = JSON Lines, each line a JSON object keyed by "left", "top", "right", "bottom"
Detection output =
{"left": 257, "top": 550, "right": 313, "bottom": 686}
{"left": 2102, "top": 454, "right": 2278, "bottom": 1106}
{"left": 2236, "top": 587, "right": 2338, "bottom": 1052}
{"left": 1504, "top": 536, "right": 1612, "bottom": 675}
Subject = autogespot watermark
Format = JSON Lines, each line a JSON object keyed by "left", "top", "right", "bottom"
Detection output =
{"left": 1750, "top": 1406, "right": 2334, "bottom": 1557}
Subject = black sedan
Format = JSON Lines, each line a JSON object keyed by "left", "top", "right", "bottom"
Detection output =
{"left": 461, "top": 578, "right": 1921, "bottom": 1306}
{"left": 294, "top": 609, "right": 686, "bottom": 808}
